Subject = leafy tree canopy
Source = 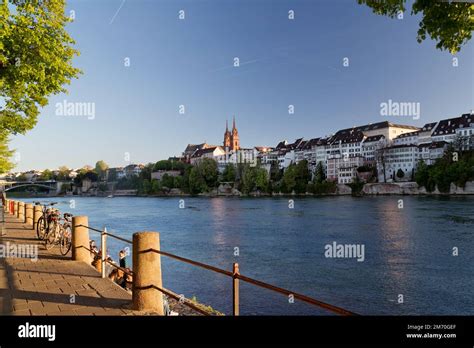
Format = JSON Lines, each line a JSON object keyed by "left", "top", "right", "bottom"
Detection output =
{"left": 358, "top": 0, "right": 474, "bottom": 53}
{"left": 0, "top": 0, "right": 81, "bottom": 135}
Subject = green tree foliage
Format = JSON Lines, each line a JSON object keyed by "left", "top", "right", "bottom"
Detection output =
{"left": 0, "top": 1, "right": 80, "bottom": 171}
{"left": 188, "top": 166, "right": 207, "bottom": 194}
{"left": 161, "top": 173, "right": 174, "bottom": 188}
{"left": 0, "top": 0, "right": 81, "bottom": 134}
{"left": 241, "top": 165, "right": 269, "bottom": 194}
{"left": 358, "top": 0, "right": 474, "bottom": 54}
{"left": 282, "top": 160, "right": 311, "bottom": 194}
{"left": 314, "top": 161, "right": 326, "bottom": 184}
{"left": 107, "top": 168, "right": 118, "bottom": 182}
{"left": 139, "top": 163, "right": 154, "bottom": 181}
{"left": 39, "top": 169, "right": 53, "bottom": 181}
{"left": 186, "top": 158, "right": 219, "bottom": 194}
{"left": 222, "top": 163, "right": 236, "bottom": 182}
{"left": 269, "top": 161, "right": 282, "bottom": 182}
{"left": 95, "top": 160, "right": 109, "bottom": 180}
{"left": 307, "top": 180, "right": 337, "bottom": 195}
{"left": 56, "top": 166, "right": 71, "bottom": 181}
{"left": 396, "top": 168, "right": 405, "bottom": 179}
{"left": 0, "top": 133, "right": 13, "bottom": 173}
{"left": 415, "top": 150, "right": 474, "bottom": 193}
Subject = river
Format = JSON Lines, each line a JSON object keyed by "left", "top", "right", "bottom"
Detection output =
{"left": 21, "top": 196, "right": 474, "bottom": 315}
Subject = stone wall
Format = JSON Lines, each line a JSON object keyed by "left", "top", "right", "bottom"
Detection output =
{"left": 362, "top": 181, "right": 474, "bottom": 195}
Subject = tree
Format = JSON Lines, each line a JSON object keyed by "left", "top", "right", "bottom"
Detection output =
{"left": 358, "top": 0, "right": 474, "bottom": 54}
{"left": 198, "top": 158, "right": 219, "bottom": 189}
{"left": 188, "top": 167, "right": 207, "bottom": 194}
{"left": 314, "top": 161, "right": 326, "bottom": 184}
{"left": 0, "top": 1, "right": 80, "bottom": 173}
{"left": 161, "top": 173, "right": 174, "bottom": 188}
{"left": 56, "top": 166, "right": 71, "bottom": 181}
{"left": 254, "top": 167, "right": 269, "bottom": 192}
{"left": 0, "top": 1, "right": 81, "bottom": 134}
{"left": 39, "top": 169, "right": 53, "bottom": 181}
{"left": 396, "top": 168, "right": 405, "bottom": 180}
{"left": 222, "top": 164, "right": 236, "bottom": 182}
{"left": 0, "top": 133, "right": 14, "bottom": 173}
{"left": 153, "top": 160, "right": 172, "bottom": 171}
{"left": 107, "top": 168, "right": 117, "bottom": 182}
{"left": 95, "top": 160, "right": 109, "bottom": 180}
{"left": 84, "top": 170, "right": 98, "bottom": 182}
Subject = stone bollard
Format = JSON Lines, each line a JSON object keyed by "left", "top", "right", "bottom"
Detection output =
{"left": 25, "top": 203, "right": 34, "bottom": 227}
{"left": 132, "top": 231, "right": 164, "bottom": 314}
{"left": 14, "top": 201, "right": 19, "bottom": 218}
{"left": 18, "top": 202, "right": 25, "bottom": 222}
{"left": 72, "top": 216, "right": 91, "bottom": 264}
{"left": 33, "top": 205, "right": 42, "bottom": 230}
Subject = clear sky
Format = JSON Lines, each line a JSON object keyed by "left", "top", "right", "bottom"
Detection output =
{"left": 10, "top": 0, "right": 474, "bottom": 171}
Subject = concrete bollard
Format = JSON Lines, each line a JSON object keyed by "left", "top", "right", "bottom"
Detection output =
{"left": 72, "top": 216, "right": 91, "bottom": 264}
{"left": 25, "top": 203, "right": 34, "bottom": 227}
{"left": 33, "top": 205, "right": 42, "bottom": 230}
{"left": 132, "top": 231, "right": 164, "bottom": 314}
{"left": 18, "top": 202, "right": 25, "bottom": 222}
{"left": 14, "top": 201, "right": 19, "bottom": 218}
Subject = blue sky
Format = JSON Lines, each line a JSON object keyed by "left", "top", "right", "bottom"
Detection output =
{"left": 10, "top": 0, "right": 474, "bottom": 171}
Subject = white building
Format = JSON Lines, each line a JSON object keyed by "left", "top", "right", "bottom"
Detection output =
{"left": 190, "top": 146, "right": 226, "bottom": 166}
{"left": 327, "top": 155, "right": 364, "bottom": 184}
{"left": 377, "top": 144, "right": 418, "bottom": 182}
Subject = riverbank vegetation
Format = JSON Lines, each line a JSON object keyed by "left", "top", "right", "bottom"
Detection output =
{"left": 415, "top": 147, "right": 474, "bottom": 193}
{"left": 130, "top": 159, "right": 338, "bottom": 196}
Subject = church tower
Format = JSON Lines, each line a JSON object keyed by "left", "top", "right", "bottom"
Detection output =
{"left": 231, "top": 116, "right": 240, "bottom": 151}
{"left": 224, "top": 119, "right": 232, "bottom": 149}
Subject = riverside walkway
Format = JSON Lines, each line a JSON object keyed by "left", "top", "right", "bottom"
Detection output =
{"left": 0, "top": 211, "right": 138, "bottom": 315}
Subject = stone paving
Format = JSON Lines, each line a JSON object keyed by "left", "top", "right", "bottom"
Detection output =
{"left": 0, "top": 211, "right": 138, "bottom": 315}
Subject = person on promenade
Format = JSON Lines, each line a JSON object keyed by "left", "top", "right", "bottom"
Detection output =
{"left": 119, "top": 250, "right": 126, "bottom": 268}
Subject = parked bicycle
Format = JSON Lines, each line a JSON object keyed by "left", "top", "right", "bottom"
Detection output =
{"left": 44, "top": 211, "right": 74, "bottom": 254}
{"left": 59, "top": 213, "right": 73, "bottom": 255}
{"left": 34, "top": 202, "right": 58, "bottom": 240}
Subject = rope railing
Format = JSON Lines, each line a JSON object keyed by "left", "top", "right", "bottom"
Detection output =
{"left": 78, "top": 223, "right": 357, "bottom": 316}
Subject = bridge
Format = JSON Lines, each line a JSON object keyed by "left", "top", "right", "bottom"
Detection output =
{"left": 0, "top": 180, "right": 60, "bottom": 193}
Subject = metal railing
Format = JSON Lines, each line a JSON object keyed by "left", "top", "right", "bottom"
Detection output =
{"left": 78, "top": 224, "right": 358, "bottom": 316}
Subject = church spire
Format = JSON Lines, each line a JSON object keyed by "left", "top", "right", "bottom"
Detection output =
{"left": 226, "top": 119, "right": 229, "bottom": 132}
{"left": 232, "top": 116, "right": 236, "bottom": 130}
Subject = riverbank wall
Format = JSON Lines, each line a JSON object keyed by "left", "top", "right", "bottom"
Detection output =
{"left": 12, "top": 181, "right": 474, "bottom": 198}
{"left": 362, "top": 181, "right": 474, "bottom": 195}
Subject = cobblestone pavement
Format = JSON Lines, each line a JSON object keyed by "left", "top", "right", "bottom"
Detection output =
{"left": 0, "top": 211, "right": 140, "bottom": 315}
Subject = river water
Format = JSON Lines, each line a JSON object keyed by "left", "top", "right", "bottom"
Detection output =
{"left": 21, "top": 196, "right": 474, "bottom": 315}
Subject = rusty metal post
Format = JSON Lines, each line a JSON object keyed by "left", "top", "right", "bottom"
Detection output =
{"left": 233, "top": 262, "right": 240, "bottom": 316}
{"left": 101, "top": 227, "right": 107, "bottom": 278}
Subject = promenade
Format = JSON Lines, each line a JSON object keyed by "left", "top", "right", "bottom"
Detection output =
{"left": 0, "top": 211, "right": 138, "bottom": 315}
{"left": 0, "top": 208, "right": 198, "bottom": 316}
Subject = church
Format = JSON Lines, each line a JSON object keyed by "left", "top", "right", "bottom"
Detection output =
{"left": 223, "top": 117, "right": 240, "bottom": 151}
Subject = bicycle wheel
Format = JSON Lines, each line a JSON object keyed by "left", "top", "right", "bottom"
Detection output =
{"left": 60, "top": 225, "right": 72, "bottom": 255}
{"left": 36, "top": 216, "right": 47, "bottom": 240}
{"left": 45, "top": 221, "right": 59, "bottom": 250}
